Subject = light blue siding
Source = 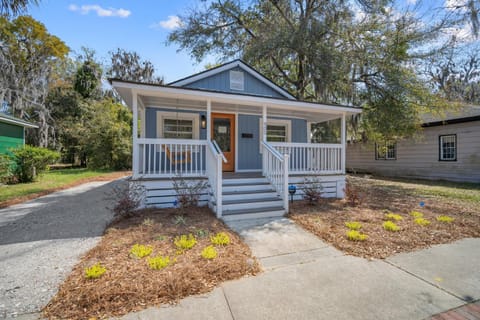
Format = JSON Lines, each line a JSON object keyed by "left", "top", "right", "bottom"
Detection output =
{"left": 184, "top": 67, "right": 286, "bottom": 98}
{"left": 237, "top": 115, "right": 307, "bottom": 170}
{"left": 238, "top": 114, "right": 262, "bottom": 170}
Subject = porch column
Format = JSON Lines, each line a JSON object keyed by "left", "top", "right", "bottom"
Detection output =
{"left": 206, "top": 100, "right": 211, "bottom": 141}
{"left": 132, "top": 91, "right": 139, "bottom": 178}
{"left": 262, "top": 105, "right": 267, "bottom": 142}
{"left": 341, "top": 112, "right": 346, "bottom": 174}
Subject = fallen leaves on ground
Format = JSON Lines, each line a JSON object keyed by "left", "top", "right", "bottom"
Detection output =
{"left": 43, "top": 207, "right": 260, "bottom": 319}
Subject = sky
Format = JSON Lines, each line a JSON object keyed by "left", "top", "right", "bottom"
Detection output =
{"left": 27, "top": 0, "right": 475, "bottom": 83}
{"left": 28, "top": 0, "right": 215, "bottom": 83}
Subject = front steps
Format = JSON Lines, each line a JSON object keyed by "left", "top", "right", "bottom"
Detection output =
{"left": 215, "top": 177, "right": 286, "bottom": 221}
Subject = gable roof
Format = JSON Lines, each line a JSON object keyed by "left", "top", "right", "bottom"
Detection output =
{"left": 168, "top": 59, "right": 297, "bottom": 100}
{"left": 0, "top": 113, "right": 38, "bottom": 128}
{"left": 422, "top": 105, "right": 480, "bottom": 127}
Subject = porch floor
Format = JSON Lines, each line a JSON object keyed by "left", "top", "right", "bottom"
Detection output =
{"left": 223, "top": 172, "right": 264, "bottom": 179}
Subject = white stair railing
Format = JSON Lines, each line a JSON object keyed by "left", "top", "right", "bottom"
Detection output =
{"left": 206, "top": 140, "right": 226, "bottom": 218}
{"left": 261, "top": 141, "right": 289, "bottom": 214}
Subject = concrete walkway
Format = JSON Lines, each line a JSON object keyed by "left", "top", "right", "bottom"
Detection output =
{"left": 118, "top": 218, "right": 480, "bottom": 320}
{"left": 0, "top": 179, "right": 124, "bottom": 319}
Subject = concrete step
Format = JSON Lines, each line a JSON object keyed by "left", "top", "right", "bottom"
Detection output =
{"left": 222, "top": 190, "right": 278, "bottom": 201}
{"left": 222, "top": 177, "right": 268, "bottom": 185}
{"left": 221, "top": 206, "right": 285, "bottom": 222}
{"left": 222, "top": 183, "right": 272, "bottom": 193}
{"left": 216, "top": 198, "right": 283, "bottom": 211}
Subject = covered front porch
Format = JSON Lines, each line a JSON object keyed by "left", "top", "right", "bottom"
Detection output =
{"left": 111, "top": 80, "right": 361, "bottom": 218}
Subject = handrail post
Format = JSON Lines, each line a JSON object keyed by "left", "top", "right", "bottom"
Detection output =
{"left": 283, "top": 154, "right": 289, "bottom": 214}
{"left": 216, "top": 155, "right": 222, "bottom": 218}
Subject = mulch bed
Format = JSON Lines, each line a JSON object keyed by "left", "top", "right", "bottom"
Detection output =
{"left": 0, "top": 171, "right": 130, "bottom": 209}
{"left": 43, "top": 207, "right": 260, "bottom": 319}
{"left": 289, "top": 176, "right": 480, "bottom": 259}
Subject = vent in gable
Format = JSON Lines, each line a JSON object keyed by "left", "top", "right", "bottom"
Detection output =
{"left": 230, "top": 70, "right": 244, "bottom": 91}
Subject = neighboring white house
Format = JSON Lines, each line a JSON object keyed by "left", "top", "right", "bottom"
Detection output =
{"left": 110, "top": 60, "right": 361, "bottom": 220}
{"left": 347, "top": 106, "right": 480, "bottom": 183}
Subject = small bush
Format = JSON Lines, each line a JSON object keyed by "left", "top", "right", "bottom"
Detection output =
{"left": 385, "top": 213, "right": 403, "bottom": 221}
{"left": 142, "top": 218, "right": 154, "bottom": 226}
{"left": 211, "top": 232, "right": 230, "bottom": 246}
{"left": 345, "top": 221, "right": 362, "bottom": 230}
{"left": 383, "top": 221, "right": 400, "bottom": 232}
{"left": 147, "top": 256, "right": 172, "bottom": 270}
{"left": 437, "top": 215, "right": 455, "bottom": 223}
{"left": 130, "top": 244, "right": 153, "bottom": 258}
{"left": 85, "top": 263, "right": 106, "bottom": 279}
{"left": 172, "top": 175, "right": 208, "bottom": 209}
{"left": 344, "top": 181, "right": 362, "bottom": 206}
{"left": 302, "top": 177, "right": 323, "bottom": 205}
{"left": 201, "top": 245, "right": 218, "bottom": 259}
{"left": 10, "top": 145, "right": 59, "bottom": 183}
{"left": 0, "top": 154, "right": 15, "bottom": 184}
{"left": 346, "top": 230, "right": 368, "bottom": 241}
{"left": 174, "top": 234, "right": 197, "bottom": 250}
{"left": 410, "top": 211, "right": 423, "bottom": 218}
{"left": 195, "top": 229, "right": 209, "bottom": 238}
{"left": 414, "top": 218, "right": 431, "bottom": 226}
{"left": 107, "top": 180, "right": 145, "bottom": 220}
{"left": 172, "top": 215, "right": 187, "bottom": 226}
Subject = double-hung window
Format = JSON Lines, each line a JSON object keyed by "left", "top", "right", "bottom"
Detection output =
{"left": 439, "top": 134, "right": 457, "bottom": 161}
{"left": 157, "top": 112, "right": 199, "bottom": 139}
{"left": 259, "top": 119, "right": 291, "bottom": 143}
{"left": 375, "top": 141, "right": 396, "bottom": 160}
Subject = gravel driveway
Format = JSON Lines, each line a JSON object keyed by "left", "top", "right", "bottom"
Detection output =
{"left": 0, "top": 179, "right": 125, "bottom": 318}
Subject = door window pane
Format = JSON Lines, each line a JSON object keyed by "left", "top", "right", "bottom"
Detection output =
{"left": 213, "top": 118, "right": 231, "bottom": 151}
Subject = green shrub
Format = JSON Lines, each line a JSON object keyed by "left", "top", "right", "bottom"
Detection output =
{"left": 10, "top": 145, "right": 59, "bottom": 182}
{"left": 385, "top": 213, "right": 403, "bottom": 221}
{"left": 414, "top": 218, "right": 431, "bottom": 226}
{"left": 211, "top": 232, "right": 230, "bottom": 246}
{"left": 436, "top": 215, "right": 455, "bottom": 223}
{"left": 410, "top": 211, "right": 423, "bottom": 218}
{"left": 344, "top": 221, "right": 362, "bottom": 230}
{"left": 147, "top": 256, "right": 172, "bottom": 270}
{"left": 130, "top": 244, "right": 153, "bottom": 258}
{"left": 85, "top": 263, "right": 106, "bottom": 279}
{"left": 383, "top": 221, "right": 400, "bottom": 232}
{"left": 201, "top": 245, "right": 218, "bottom": 259}
{"left": 0, "top": 154, "right": 15, "bottom": 184}
{"left": 346, "top": 230, "right": 368, "bottom": 241}
{"left": 174, "top": 234, "right": 197, "bottom": 250}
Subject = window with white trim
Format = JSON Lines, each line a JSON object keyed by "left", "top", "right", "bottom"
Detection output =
{"left": 375, "top": 141, "right": 396, "bottom": 160}
{"left": 439, "top": 134, "right": 456, "bottom": 161}
{"left": 259, "top": 119, "right": 291, "bottom": 143}
{"left": 157, "top": 112, "right": 199, "bottom": 139}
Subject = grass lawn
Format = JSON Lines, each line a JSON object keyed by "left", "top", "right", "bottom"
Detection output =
{"left": 0, "top": 168, "right": 130, "bottom": 208}
{"left": 43, "top": 207, "right": 260, "bottom": 319}
{"left": 290, "top": 175, "right": 480, "bottom": 259}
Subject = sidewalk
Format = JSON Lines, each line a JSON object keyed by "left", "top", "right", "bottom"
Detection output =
{"left": 117, "top": 218, "right": 480, "bottom": 320}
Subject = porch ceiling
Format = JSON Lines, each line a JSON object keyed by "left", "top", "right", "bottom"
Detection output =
{"left": 140, "top": 95, "right": 343, "bottom": 122}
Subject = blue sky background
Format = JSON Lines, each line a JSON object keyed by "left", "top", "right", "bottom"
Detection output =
{"left": 29, "top": 0, "right": 215, "bottom": 83}
{"left": 28, "top": 0, "right": 472, "bottom": 82}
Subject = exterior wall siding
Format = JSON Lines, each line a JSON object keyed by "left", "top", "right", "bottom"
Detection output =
{"left": 0, "top": 122, "right": 24, "bottom": 154}
{"left": 346, "top": 121, "right": 480, "bottom": 183}
{"left": 183, "top": 67, "right": 286, "bottom": 98}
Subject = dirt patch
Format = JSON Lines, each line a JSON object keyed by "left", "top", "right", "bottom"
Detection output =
{"left": 43, "top": 207, "right": 260, "bottom": 319}
{"left": 0, "top": 171, "right": 130, "bottom": 209}
{"left": 289, "top": 176, "right": 480, "bottom": 259}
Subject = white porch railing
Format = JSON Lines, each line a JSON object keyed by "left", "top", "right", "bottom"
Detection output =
{"left": 270, "top": 142, "right": 343, "bottom": 174}
{"left": 136, "top": 138, "right": 207, "bottom": 177}
{"left": 206, "top": 140, "right": 226, "bottom": 218}
{"left": 261, "top": 141, "right": 289, "bottom": 213}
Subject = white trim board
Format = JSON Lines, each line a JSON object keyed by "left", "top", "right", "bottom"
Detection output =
{"left": 168, "top": 60, "right": 296, "bottom": 100}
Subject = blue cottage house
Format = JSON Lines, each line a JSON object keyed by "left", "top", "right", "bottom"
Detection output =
{"left": 111, "top": 60, "right": 361, "bottom": 220}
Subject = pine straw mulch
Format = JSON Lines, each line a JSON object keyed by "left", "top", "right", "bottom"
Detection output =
{"left": 289, "top": 176, "right": 480, "bottom": 260}
{"left": 43, "top": 207, "right": 260, "bottom": 319}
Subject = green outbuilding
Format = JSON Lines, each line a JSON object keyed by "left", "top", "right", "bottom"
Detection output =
{"left": 0, "top": 113, "right": 38, "bottom": 154}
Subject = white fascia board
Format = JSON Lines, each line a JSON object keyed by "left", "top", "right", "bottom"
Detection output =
{"left": 0, "top": 117, "right": 38, "bottom": 128}
{"left": 111, "top": 81, "right": 362, "bottom": 115}
{"left": 170, "top": 61, "right": 296, "bottom": 100}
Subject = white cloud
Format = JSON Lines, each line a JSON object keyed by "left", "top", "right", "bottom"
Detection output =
{"left": 151, "top": 15, "right": 182, "bottom": 30}
{"left": 445, "top": 0, "right": 468, "bottom": 11}
{"left": 69, "top": 4, "right": 131, "bottom": 18}
{"left": 406, "top": 0, "right": 417, "bottom": 4}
